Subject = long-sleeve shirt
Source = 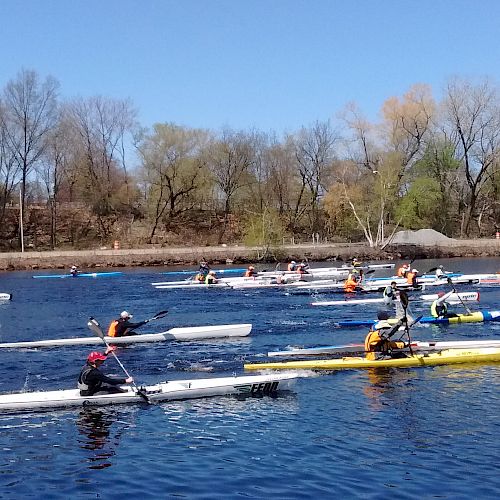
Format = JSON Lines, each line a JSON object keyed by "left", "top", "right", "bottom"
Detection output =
{"left": 78, "top": 363, "right": 128, "bottom": 396}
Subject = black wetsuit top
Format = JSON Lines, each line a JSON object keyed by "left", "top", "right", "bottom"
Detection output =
{"left": 78, "top": 363, "right": 128, "bottom": 396}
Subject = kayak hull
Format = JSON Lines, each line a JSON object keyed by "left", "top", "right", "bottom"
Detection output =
{"left": 33, "top": 272, "right": 123, "bottom": 279}
{"left": 0, "top": 373, "right": 298, "bottom": 412}
{"left": 0, "top": 293, "right": 12, "bottom": 300}
{"left": 244, "top": 348, "right": 500, "bottom": 371}
{"left": 268, "top": 339, "right": 500, "bottom": 357}
{"left": 338, "top": 310, "right": 500, "bottom": 327}
{"left": 312, "top": 292, "right": 480, "bottom": 307}
{"left": 0, "top": 324, "right": 252, "bottom": 349}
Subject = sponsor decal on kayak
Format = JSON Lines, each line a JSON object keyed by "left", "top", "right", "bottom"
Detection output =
{"left": 236, "top": 381, "right": 279, "bottom": 394}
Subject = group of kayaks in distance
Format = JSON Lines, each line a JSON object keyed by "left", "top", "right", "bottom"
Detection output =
{"left": 0, "top": 258, "right": 499, "bottom": 412}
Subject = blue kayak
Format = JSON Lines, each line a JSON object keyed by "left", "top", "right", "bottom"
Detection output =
{"left": 161, "top": 268, "right": 246, "bottom": 276}
{"left": 338, "top": 310, "right": 500, "bottom": 327}
{"left": 33, "top": 272, "right": 124, "bottom": 279}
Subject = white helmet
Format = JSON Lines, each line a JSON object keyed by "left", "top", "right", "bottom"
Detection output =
{"left": 120, "top": 311, "right": 132, "bottom": 319}
{"left": 412, "top": 269, "right": 418, "bottom": 273}
{"left": 71, "top": 265, "right": 77, "bottom": 270}
{"left": 374, "top": 320, "right": 392, "bottom": 330}
{"left": 291, "top": 261, "right": 296, "bottom": 264}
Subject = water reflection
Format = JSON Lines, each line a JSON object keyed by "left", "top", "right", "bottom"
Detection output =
{"left": 76, "top": 408, "right": 119, "bottom": 469}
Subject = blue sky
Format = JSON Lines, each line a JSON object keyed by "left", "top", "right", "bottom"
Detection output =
{"left": 1, "top": 0, "right": 499, "bottom": 134}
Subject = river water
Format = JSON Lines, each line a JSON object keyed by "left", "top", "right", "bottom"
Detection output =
{"left": 0, "top": 257, "right": 499, "bottom": 499}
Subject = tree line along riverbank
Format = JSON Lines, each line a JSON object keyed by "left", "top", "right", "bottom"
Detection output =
{"left": 0, "top": 240, "right": 498, "bottom": 272}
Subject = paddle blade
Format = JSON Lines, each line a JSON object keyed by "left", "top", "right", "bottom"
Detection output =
{"left": 150, "top": 310, "right": 169, "bottom": 321}
{"left": 88, "top": 317, "right": 105, "bottom": 338}
{"left": 427, "top": 267, "right": 437, "bottom": 273}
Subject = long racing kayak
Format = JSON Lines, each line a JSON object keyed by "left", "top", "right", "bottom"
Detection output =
{"left": 161, "top": 268, "right": 246, "bottom": 276}
{"left": 311, "top": 292, "right": 480, "bottom": 307}
{"left": 338, "top": 310, "right": 500, "bottom": 327}
{"left": 268, "top": 339, "right": 500, "bottom": 357}
{"left": 244, "top": 348, "right": 500, "bottom": 371}
{"left": 0, "top": 372, "right": 299, "bottom": 412}
{"left": 33, "top": 272, "right": 124, "bottom": 279}
{"left": 0, "top": 324, "right": 252, "bottom": 349}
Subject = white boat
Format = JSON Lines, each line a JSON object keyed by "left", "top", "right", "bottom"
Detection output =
{"left": 0, "top": 293, "right": 12, "bottom": 300}
{"left": 0, "top": 372, "right": 299, "bottom": 412}
{"left": 268, "top": 339, "right": 500, "bottom": 357}
{"left": 0, "top": 324, "right": 252, "bottom": 349}
{"left": 311, "top": 291, "right": 480, "bottom": 307}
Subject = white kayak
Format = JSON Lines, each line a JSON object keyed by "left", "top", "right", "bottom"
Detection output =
{"left": 268, "top": 339, "right": 500, "bottom": 357}
{"left": 0, "top": 324, "right": 252, "bottom": 349}
{"left": 0, "top": 372, "right": 299, "bottom": 412}
{"left": 0, "top": 293, "right": 12, "bottom": 301}
{"left": 311, "top": 291, "right": 480, "bottom": 307}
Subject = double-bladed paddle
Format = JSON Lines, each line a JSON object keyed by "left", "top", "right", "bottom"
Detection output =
{"left": 446, "top": 278, "right": 472, "bottom": 315}
{"left": 87, "top": 317, "right": 152, "bottom": 404}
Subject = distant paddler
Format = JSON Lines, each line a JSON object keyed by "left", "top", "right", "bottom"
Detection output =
{"left": 297, "top": 261, "right": 310, "bottom": 275}
{"left": 351, "top": 257, "right": 362, "bottom": 268}
{"left": 70, "top": 265, "right": 80, "bottom": 276}
{"left": 382, "top": 281, "right": 398, "bottom": 307}
{"left": 205, "top": 270, "right": 218, "bottom": 284}
{"left": 397, "top": 263, "right": 410, "bottom": 277}
{"left": 430, "top": 290, "right": 458, "bottom": 318}
{"left": 287, "top": 260, "right": 297, "bottom": 272}
{"left": 406, "top": 268, "right": 419, "bottom": 287}
{"left": 435, "top": 265, "right": 446, "bottom": 279}
{"left": 343, "top": 273, "right": 360, "bottom": 293}
{"left": 199, "top": 260, "right": 210, "bottom": 274}
{"left": 244, "top": 265, "right": 257, "bottom": 277}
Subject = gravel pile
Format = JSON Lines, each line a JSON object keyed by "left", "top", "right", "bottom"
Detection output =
{"left": 389, "top": 229, "right": 454, "bottom": 246}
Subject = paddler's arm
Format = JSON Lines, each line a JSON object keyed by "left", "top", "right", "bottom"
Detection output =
{"left": 436, "top": 289, "right": 455, "bottom": 305}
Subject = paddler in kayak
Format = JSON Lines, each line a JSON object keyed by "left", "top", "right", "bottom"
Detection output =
{"left": 406, "top": 268, "right": 419, "bottom": 287}
{"left": 343, "top": 272, "right": 359, "bottom": 293}
{"left": 435, "top": 265, "right": 445, "bottom": 279}
{"left": 287, "top": 261, "right": 297, "bottom": 271}
{"left": 78, "top": 347, "right": 134, "bottom": 396}
{"left": 382, "top": 281, "right": 398, "bottom": 307}
{"left": 107, "top": 311, "right": 149, "bottom": 337}
{"left": 297, "top": 261, "right": 310, "bottom": 275}
{"left": 70, "top": 265, "right": 80, "bottom": 276}
{"left": 431, "top": 290, "right": 458, "bottom": 318}
{"left": 397, "top": 263, "right": 410, "bottom": 277}
{"left": 244, "top": 265, "right": 257, "bottom": 277}
{"left": 364, "top": 312, "right": 407, "bottom": 360}
{"left": 205, "top": 270, "right": 218, "bottom": 284}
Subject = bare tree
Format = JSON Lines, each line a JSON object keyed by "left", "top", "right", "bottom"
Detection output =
{"left": 293, "top": 120, "right": 339, "bottom": 233}
{"left": 1, "top": 69, "right": 59, "bottom": 240}
{"left": 207, "top": 129, "right": 255, "bottom": 241}
{"left": 442, "top": 78, "right": 500, "bottom": 235}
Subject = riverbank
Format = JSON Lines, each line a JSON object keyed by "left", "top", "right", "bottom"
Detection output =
{"left": 0, "top": 238, "right": 498, "bottom": 271}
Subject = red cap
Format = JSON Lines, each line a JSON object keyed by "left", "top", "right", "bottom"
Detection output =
{"left": 87, "top": 351, "right": 107, "bottom": 363}
{"left": 437, "top": 292, "right": 445, "bottom": 298}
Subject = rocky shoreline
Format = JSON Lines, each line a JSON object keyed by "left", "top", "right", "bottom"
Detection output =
{"left": 0, "top": 239, "right": 498, "bottom": 271}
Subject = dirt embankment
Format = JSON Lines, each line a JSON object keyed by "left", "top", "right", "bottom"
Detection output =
{"left": 0, "top": 239, "right": 498, "bottom": 271}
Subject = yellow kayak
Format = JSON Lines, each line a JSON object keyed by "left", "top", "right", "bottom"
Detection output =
{"left": 244, "top": 348, "right": 500, "bottom": 371}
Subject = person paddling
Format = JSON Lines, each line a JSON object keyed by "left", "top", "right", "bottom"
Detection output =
{"left": 244, "top": 265, "right": 257, "bottom": 277}
{"left": 205, "top": 270, "right": 218, "bottom": 284}
{"left": 70, "top": 265, "right": 80, "bottom": 276}
{"left": 107, "top": 311, "right": 149, "bottom": 337}
{"left": 430, "top": 290, "right": 458, "bottom": 318}
{"left": 343, "top": 273, "right": 359, "bottom": 293}
{"left": 364, "top": 311, "right": 407, "bottom": 360}
{"left": 78, "top": 347, "right": 134, "bottom": 396}
{"left": 383, "top": 281, "right": 398, "bottom": 307}
{"left": 287, "top": 261, "right": 297, "bottom": 272}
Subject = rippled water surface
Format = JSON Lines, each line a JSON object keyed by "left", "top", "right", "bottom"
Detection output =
{"left": 0, "top": 257, "right": 499, "bottom": 499}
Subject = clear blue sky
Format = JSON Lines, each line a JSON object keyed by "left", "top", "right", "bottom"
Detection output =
{"left": 1, "top": 0, "right": 499, "bottom": 134}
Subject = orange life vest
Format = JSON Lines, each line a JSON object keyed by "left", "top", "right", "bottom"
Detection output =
{"left": 107, "top": 320, "right": 119, "bottom": 337}
{"left": 397, "top": 266, "right": 406, "bottom": 277}
{"left": 344, "top": 278, "right": 358, "bottom": 293}
{"left": 364, "top": 330, "right": 406, "bottom": 360}
{"left": 406, "top": 272, "right": 416, "bottom": 284}
{"left": 244, "top": 270, "right": 255, "bottom": 277}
